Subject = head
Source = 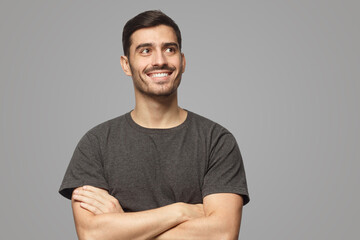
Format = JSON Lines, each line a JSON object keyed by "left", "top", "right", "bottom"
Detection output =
{"left": 120, "top": 10, "right": 185, "bottom": 98}
{"left": 122, "top": 10, "right": 182, "bottom": 58}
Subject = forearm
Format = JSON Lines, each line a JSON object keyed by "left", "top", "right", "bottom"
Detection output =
{"left": 153, "top": 214, "right": 240, "bottom": 240}
{"left": 76, "top": 202, "right": 187, "bottom": 240}
{"left": 154, "top": 193, "right": 244, "bottom": 240}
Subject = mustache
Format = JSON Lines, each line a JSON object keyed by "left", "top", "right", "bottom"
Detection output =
{"left": 144, "top": 65, "right": 176, "bottom": 74}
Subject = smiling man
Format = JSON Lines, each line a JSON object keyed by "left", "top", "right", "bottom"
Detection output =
{"left": 59, "top": 10, "right": 250, "bottom": 240}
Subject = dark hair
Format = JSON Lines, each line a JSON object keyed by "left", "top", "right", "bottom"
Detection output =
{"left": 122, "top": 10, "right": 182, "bottom": 57}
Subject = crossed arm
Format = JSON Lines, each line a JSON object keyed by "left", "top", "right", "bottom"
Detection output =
{"left": 71, "top": 186, "right": 244, "bottom": 240}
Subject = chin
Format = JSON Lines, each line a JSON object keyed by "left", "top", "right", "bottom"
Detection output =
{"left": 141, "top": 85, "right": 178, "bottom": 97}
{"left": 147, "top": 82, "right": 180, "bottom": 95}
{"left": 134, "top": 77, "right": 181, "bottom": 97}
{"left": 148, "top": 89, "right": 177, "bottom": 97}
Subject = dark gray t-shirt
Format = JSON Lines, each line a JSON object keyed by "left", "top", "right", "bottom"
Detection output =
{"left": 59, "top": 111, "right": 249, "bottom": 211}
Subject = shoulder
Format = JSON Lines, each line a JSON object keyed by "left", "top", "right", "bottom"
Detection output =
{"left": 188, "top": 110, "right": 232, "bottom": 135}
{"left": 77, "top": 112, "right": 129, "bottom": 146}
{"left": 187, "top": 110, "right": 237, "bottom": 144}
{"left": 88, "top": 113, "right": 128, "bottom": 135}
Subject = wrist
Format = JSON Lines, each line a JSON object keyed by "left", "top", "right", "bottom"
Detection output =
{"left": 172, "top": 202, "right": 190, "bottom": 223}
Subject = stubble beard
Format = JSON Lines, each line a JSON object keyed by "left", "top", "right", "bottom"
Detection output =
{"left": 130, "top": 62, "right": 183, "bottom": 98}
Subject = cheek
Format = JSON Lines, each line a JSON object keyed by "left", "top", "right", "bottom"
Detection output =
{"left": 175, "top": 57, "right": 184, "bottom": 69}
{"left": 130, "top": 64, "right": 146, "bottom": 76}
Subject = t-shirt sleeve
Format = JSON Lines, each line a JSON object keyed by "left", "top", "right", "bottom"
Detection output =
{"left": 202, "top": 131, "right": 250, "bottom": 205}
{"left": 59, "top": 132, "right": 109, "bottom": 200}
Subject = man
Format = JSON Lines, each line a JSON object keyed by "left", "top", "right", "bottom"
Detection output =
{"left": 59, "top": 10, "right": 250, "bottom": 240}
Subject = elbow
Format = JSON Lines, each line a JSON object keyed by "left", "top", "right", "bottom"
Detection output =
{"left": 211, "top": 213, "right": 241, "bottom": 240}
{"left": 224, "top": 232, "right": 239, "bottom": 240}
{"left": 214, "top": 231, "right": 238, "bottom": 240}
{"left": 77, "top": 215, "right": 125, "bottom": 240}
{"left": 75, "top": 217, "right": 100, "bottom": 240}
{"left": 76, "top": 227, "right": 93, "bottom": 240}
{"left": 77, "top": 231, "right": 93, "bottom": 240}
{"left": 221, "top": 225, "right": 240, "bottom": 240}
{"left": 76, "top": 228, "right": 92, "bottom": 240}
{"left": 210, "top": 219, "right": 239, "bottom": 240}
{"left": 204, "top": 224, "right": 238, "bottom": 240}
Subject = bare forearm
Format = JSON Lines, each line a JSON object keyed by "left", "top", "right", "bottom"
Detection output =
{"left": 153, "top": 214, "right": 240, "bottom": 240}
{"left": 77, "top": 203, "right": 186, "bottom": 240}
{"left": 72, "top": 186, "right": 205, "bottom": 240}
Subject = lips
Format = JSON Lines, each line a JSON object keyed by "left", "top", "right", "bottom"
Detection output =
{"left": 145, "top": 66, "right": 175, "bottom": 79}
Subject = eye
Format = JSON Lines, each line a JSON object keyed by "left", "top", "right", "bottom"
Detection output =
{"left": 165, "top": 47, "right": 175, "bottom": 53}
{"left": 141, "top": 48, "right": 150, "bottom": 54}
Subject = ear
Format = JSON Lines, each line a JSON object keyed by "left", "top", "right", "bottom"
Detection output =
{"left": 120, "top": 56, "right": 132, "bottom": 76}
{"left": 181, "top": 53, "right": 186, "bottom": 73}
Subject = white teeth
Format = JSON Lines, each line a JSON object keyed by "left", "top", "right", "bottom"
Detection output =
{"left": 150, "top": 72, "right": 169, "bottom": 78}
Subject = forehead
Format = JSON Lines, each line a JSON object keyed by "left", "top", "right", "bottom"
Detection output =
{"left": 130, "top": 25, "right": 178, "bottom": 49}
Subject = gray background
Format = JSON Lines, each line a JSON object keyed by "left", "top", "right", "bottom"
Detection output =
{"left": 1, "top": 0, "right": 359, "bottom": 239}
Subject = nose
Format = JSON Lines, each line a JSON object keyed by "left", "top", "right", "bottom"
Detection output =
{"left": 152, "top": 49, "right": 167, "bottom": 66}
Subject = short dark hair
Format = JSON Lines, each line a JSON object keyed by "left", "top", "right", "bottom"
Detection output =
{"left": 122, "top": 10, "right": 182, "bottom": 57}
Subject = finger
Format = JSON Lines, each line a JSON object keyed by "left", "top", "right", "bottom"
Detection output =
{"left": 83, "top": 185, "right": 108, "bottom": 195}
{"left": 79, "top": 186, "right": 124, "bottom": 213}
{"left": 73, "top": 194, "right": 104, "bottom": 213}
{"left": 82, "top": 186, "right": 118, "bottom": 210}
{"left": 75, "top": 189, "right": 117, "bottom": 214}
{"left": 75, "top": 188, "right": 108, "bottom": 205}
{"left": 72, "top": 193, "right": 94, "bottom": 203}
{"left": 74, "top": 193, "right": 109, "bottom": 214}
{"left": 79, "top": 202, "right": 102, "bottom": 215}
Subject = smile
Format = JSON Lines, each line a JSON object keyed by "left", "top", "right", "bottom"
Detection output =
{"left": 147, "top": 71, "right": 173, "bottom": 78}
{"left": 150, "top": 72, "right": 169, "bottom": 77}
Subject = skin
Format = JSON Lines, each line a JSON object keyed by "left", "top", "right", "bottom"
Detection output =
{"left": 71, "top": 24, "right": 244, "bottom": 240}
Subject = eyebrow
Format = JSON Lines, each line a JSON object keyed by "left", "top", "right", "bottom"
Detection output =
{"left": 135, "top": 42, "right": 179, "bottom": 51}
{"left": 135, "top": 43, "right": 153, "bottom": 52}
{"left": 163, "top": 42, "right": 179, "bottom": 49}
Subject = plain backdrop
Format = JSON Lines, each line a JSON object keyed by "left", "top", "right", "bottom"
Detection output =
{"left": 1, "top": 0, "right": 359, "bottom": 239}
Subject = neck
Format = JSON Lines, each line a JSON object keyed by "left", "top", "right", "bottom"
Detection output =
{"left": 131, "top": 91, "right": 187, "bottom": 129}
